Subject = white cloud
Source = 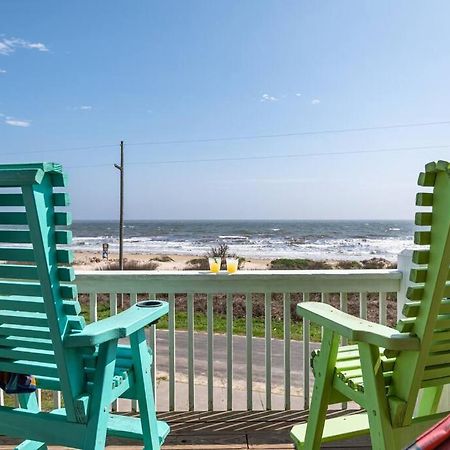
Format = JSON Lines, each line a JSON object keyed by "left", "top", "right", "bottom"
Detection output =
{"left": 4, "top": 117, "right": 31, "bottom": 127}
{"left": 0, "top": 37, "right": 49, "bottom": 56}
{"left": 70, "top": 105, "right": 93, "bottom": 111}
{"left": 295, "top": 93, "right": 302, "bottom": 97}
{"left": 0, "top": 69, "right": 6, "bottom": 74}
{"left": 260, "top": 93, "right": 278, "bottom": 103}
{"left": 311, "top": 98, "right": 321, "bottom": 105}
{"left": 0, "top": 43, "right": 10, "bottom": 55}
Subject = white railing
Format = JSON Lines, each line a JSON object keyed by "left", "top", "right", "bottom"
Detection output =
{"left": 73, "top": 253, "right": 411, "bottom": 412}
{"left": 0, "top": 251, "right": 412, "bottom": 412}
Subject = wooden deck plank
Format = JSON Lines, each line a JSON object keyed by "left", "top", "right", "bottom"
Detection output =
{"left": 0, "top": 410, "right": 372, "bottom": 449}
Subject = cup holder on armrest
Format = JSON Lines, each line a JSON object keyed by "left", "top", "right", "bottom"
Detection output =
{"left": 136, "top": 300, "right": 164, "bottom": 308}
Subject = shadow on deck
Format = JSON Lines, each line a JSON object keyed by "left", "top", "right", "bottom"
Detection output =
{"left": 157, "top": 410, "right": 371, "bottom": 449}
{"left": 0, "top": 410, "right": 372, "bottom": 449}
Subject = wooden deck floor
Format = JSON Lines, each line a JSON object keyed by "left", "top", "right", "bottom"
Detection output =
{"left": 157, "top": 410, "right": 371, "bottom": 449}
{"left": 0, "top": 410, "right": 372, "bottom": 449}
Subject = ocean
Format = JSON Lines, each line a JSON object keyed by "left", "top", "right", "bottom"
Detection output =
{"left": 71, "top": 220, "right": 415, "bottom": 261}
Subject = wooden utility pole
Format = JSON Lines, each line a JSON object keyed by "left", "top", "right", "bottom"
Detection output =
{"left": 114, "top": 141, "right": 124, "bottom": 270}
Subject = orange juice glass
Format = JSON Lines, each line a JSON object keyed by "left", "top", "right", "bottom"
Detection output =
{"left": 226, "top": 258, "right": 239, "bottom": 274}
{"left": 208, "top": 257, "right": 221, "bottom": 273}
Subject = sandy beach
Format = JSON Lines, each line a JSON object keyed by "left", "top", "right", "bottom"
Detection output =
{"left": 73, "top": 250, "right": 394, "bottom": 272}
{"left": 74, "top": 250, "right": 272, "bottom": 271}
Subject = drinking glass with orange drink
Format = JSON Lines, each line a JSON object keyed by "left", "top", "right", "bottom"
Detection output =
{"left": 208, "top": 257, "right": 221, "bottom": 273}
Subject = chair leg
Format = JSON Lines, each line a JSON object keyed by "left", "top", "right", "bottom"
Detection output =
{"left": 359, "top": 343, "right": 396, "bottom": 450}
{"left": 15, "top": 392, "right": 48, "bottom": 450}
{"left": 304, "top": 329, "right": 340, "bottom": 450}
{"left": 83, "top": 339, "right": 118, "bottom": 450}
{"left": 130, "top": 328, "right": 161, "bottom": 450}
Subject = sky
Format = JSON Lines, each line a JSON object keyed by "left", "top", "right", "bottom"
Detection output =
{"left": 1, "top": 1, "right": 450, "bottom": 220}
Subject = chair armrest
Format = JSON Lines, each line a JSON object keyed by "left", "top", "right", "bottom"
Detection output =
{"left": 297, "top": 302, "right": 420, "bottom": 351}
{"left": 64, "top": 301, "right": 169, "bottom": 348}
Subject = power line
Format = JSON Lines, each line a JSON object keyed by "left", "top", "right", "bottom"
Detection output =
{"left": 2, "top": 119, "right": 450, "bottom": 157}
{"left": 125, "top": 120, "right": 450, "bottom": 147}
{"left": 66, "top": 143, "right": 450, "bottom": 169}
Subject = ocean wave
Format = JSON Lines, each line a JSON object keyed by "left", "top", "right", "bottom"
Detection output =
{"left": 218, "top": 235, "right": 249, "bottom": 240}
{"left": 70, "top": 237, "right": 414, "bottom": 261}
{"left": 70, "top": 220, "right": 414, "bottom": 261}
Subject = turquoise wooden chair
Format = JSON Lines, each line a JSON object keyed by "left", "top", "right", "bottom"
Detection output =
{"left": 0, "top": 163, "right": 169, "bottom": 449}
{"left": 291, "top": 160, "right": 450, "bottom": 449}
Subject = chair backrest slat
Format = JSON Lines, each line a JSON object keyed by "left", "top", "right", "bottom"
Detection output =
{"left": 0, "top": 324, "right": 51, "bottom": 340}
{"left": 0, "top": 336, "right": 54, "bottom": 351}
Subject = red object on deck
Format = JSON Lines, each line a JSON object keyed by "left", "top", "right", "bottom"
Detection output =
{"left": 406, "top": 415, "right": 450, "bottom": 450}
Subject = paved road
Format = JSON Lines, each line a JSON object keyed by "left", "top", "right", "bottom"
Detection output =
{"left": 152, "top": 330, "right": 319, "bottom": 391}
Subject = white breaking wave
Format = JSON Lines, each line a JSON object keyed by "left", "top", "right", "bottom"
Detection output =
{"left": 71, "top": 235, "right": 414, "bottom": 261}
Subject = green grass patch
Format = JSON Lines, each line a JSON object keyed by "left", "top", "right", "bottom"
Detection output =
{"left": 81, "top": 302, "right": 322, "bottom": 341}
{"left": 270, "top": 258, "right": 332, "bottom": 270}
{"left": 86, "top": 309, "right": 322, "bottom": 342}
{"left": 156, "top": 311, "right": 321, "bottom": 341}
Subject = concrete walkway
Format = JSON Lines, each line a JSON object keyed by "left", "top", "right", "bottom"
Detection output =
{"left": 149, "top": 330, "right": 319, "bottom": 411}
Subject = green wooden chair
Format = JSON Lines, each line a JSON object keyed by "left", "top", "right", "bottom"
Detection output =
{"left": 291, "top": 160, "right": 450, "bottom": 449}
{"left": 0, "top": 163, "right": 170, "bottom": 449}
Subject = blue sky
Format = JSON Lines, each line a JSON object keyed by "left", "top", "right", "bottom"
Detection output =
{"left": 1, "top": 1, "right": 450, "bottom": 220}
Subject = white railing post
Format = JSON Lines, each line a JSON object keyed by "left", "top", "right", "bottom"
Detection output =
{"left": 397, "top": 249, "right": 413, "bottom": 320}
